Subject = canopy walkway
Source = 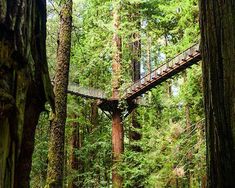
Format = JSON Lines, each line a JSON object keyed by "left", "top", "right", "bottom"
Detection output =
{"left": 66, "top": 43, "right": 201, "bottom": 113}
{"left": 68, "top": 83, "right": 107, "bottom": 100}
{"left": 123, "top": 43, "right": 201, "bottom": 101}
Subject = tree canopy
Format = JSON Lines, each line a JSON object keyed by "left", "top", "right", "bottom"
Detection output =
{"left": 1, "top": 0, "right": 234, "bottom": 188}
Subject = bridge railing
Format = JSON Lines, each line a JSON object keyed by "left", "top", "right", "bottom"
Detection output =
{"left": 123, "top": 43, "right": 200, "bottom": 97}
{"left": 68, "top": 83, "right": 107, "bottom": 99}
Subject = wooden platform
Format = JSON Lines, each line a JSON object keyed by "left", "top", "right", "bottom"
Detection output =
{"left": 97, "top": 98, "right": 137, "bottom": 115}
{"left": 97, "top": 99, "right": 119, "bottom": 112}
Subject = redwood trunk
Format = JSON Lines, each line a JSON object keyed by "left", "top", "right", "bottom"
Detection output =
{"left": 14, "top": 96, "right": 43, "bottom": 188}
{"left": 199, "top": 1, "right": 235, "bottom": 187}
{"left": 130, "top": 6, "right": 142, "bottom": 152}
{"left": 68, "top": 115, "right": 80, "bottom": 188}
{"left": 112, "top": 110, "right": 124, "bottom": 188}
{"left": 0, "top": 0, "right": 52, "bottom": 187}
{"left": 91, "top": 101, "right": 99, "bottom": 129}
{"left": 112, "top": 2, "right": 123, "bottom": 187}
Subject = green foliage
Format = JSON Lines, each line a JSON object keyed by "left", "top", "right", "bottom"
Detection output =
{"left": 30, "top": 113, "right": 50, "bottom": 188}
{"left": 65, "top": 97, "right": 113, "bottom": 187}
{"left": 30, "top": 0, "right": 206, "bottom": 187}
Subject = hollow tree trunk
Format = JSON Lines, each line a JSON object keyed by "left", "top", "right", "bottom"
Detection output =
{"left": 199, "top": 1, "right": 235, "bottom": 187}
{"left": 0, "top": 0, "right": 53, "bottom": 187}
{"left": 112, "top": 1, "right": 123, "bottom": 187}
{"left": 46, "top": 0, "right": 73, "bottom": 187}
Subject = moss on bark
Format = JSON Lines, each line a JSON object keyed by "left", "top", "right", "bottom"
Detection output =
{"left": 45, "top": 0, "right": 73, "bottom": 187}
{"left": 0, "top": 0, "right": 53, "bottom": 187}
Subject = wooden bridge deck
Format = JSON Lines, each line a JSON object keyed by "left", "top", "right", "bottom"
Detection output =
{"left": 123, "top": 43, "right": 201, "bottom": 101}
{"left": 67, "top": 83, "right": 107, "bottom": 100}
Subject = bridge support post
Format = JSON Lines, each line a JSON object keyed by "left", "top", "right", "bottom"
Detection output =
{"left": 112, "top": 109, "right": 124, "bottom": 188}
{"left": 97, "top": 99, "right": 137, "bottom": 188}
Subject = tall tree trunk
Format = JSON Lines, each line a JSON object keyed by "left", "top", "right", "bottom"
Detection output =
{"left": 183, "top": 72, "right": 191, "bottom": 188}
{"left": 112, "top": 2, "right": 123, "bottom": 187}
{"left": 130, "top": 3, "right": 142, "bottom": 153}
{"left": 183, "top": 71, "right": 191, "bottom": 131}
{"left": 90, "top": 101, "right": 100, "bottom": 185}
{"left": 68, "top": 115, "right": 80, "bottom": 188}
{"left": 46, "top": 0, "right": 73, "bottom": 187}
{"left": 14, "top": 97, "right": 43, "bottom": 188}
{"left": 112, "top": 110, "right": 123, "bottom": 188}
{"left": 131, "top": 31, "right": 141, "bottom": 82}
{"left": 112, "top": 3, "right": 122, "bottom": 99}
{"left": 199, "top": 1, "right": 235, "bottom": 187}
{"left": 91, "top": 101, "right": 98, "bottom": 130}
{"left": 0, "top": 0, "right": 52, "bottom": 187}
{"left": 146, "top": 36, "right": 151, "bottom": 74}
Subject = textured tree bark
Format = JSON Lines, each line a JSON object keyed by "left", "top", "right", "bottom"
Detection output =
{"left": 14, "top": 95, "right": 43, "bottom": 188}
{"left": 112, "top": 2, "right": 123, "bottom": 188}
{"left": 112, "top": 3, "right": 122, "bottom": 99}
{"left": 199, "top": 1, "right": 235, "bottom": 187}
{"left": 90, "top": 101, "right": 100, "bottom": 186}
{"left": 46, "top": 0, "right": 73, "bottom": 187}
{"left": 0, "top": 0, "right": 52, "bottom": 187}
{"left": 112, "top": 110, "right": 124, "bottom": 188}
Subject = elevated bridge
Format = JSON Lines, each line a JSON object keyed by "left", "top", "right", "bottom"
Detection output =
{"left": 66, "top": 43, "right": 201, "bottom": 114}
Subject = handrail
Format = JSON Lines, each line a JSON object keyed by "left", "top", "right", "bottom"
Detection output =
{"left": 123, "top": 43, "right": 200, "bottom": 98}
